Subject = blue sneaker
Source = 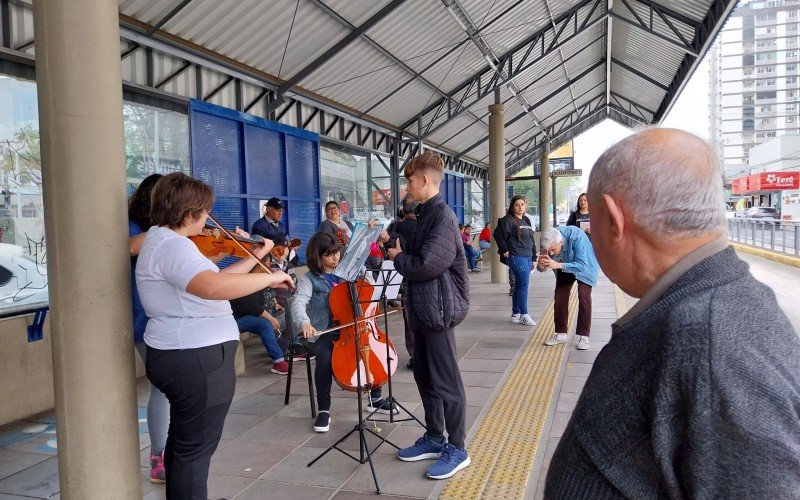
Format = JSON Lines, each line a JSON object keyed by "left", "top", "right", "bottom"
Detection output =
{"left": 397, "top": 434, "right": 445, "bottom": 462}
{"left": 425, "top": 443, "right": 471, "bottom": 479}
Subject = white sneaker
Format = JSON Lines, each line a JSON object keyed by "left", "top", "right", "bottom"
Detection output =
{"left": 520, "top": 314, "right": 536, "bottom": 326}
{"left": 544, "top": 333, "right": 568, "bottom": 346}
{"left": 576, "top": 336, "right": 590, "bottom": 350}
{"left": 510, "top": 314, "right": 521, "bottom": 323}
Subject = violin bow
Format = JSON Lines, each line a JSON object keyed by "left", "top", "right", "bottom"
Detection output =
{"left": 309, "top": 306, "right": 403, "bottom": 338}
{"left": 206, "top": 213, "right": 272, "bottom": 274}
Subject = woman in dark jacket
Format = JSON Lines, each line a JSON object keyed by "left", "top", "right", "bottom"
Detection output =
{"left": 566, "top": 192, "right": 590, "bottom": 239}
{"left": 493, "top": 195, "right": 536, "bottom": 326}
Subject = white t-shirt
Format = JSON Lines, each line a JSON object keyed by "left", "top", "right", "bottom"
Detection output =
{"left": 136, "top": 226, "right": 238, "bottom": 349}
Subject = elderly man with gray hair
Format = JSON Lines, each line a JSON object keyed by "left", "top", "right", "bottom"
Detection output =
{"left": 545, "top": 129, "right": 800, "bottom": 498}
{"left": 537, "top": 226, "right": 598, "bottom": 350}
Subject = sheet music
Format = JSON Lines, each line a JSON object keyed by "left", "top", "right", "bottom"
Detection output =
{"left": 371, "top": 260, "right": 403, "bottom": 301}
{"left": 333, "top": 224, "right": 382, "bottom": 282}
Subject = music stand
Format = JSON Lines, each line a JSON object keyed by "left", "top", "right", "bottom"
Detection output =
{"left": 365, "top": 262, "right": 425, "bottom": 428}
{"left": 307, "top": 228, "right": 394, "bottom": 494}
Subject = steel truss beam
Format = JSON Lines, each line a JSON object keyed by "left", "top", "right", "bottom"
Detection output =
{"left": 147, "top": 0, "right": 193, "bottom": 36}
{"left": 503, "top": 93, "right": 606, "bottom": 173}
{"left": 455, "top": 58, "right": 604, "bottom": 160}
{"left": 610, "top": 57, "right": 668, "bottom": 91}
{"left": 653, "top": 0, "right": 736, "bottom": 122}
{"left": 611, "top": 0, "right": 704, "bottom": 56}
{"left": 400, "top": 0, "right": 604, "bottom": 134}
{"left": 609, "top": 91, "right": 655, "bottom": 121}
{"left": 266, "top": 0, "right": 407, "bottom": 114}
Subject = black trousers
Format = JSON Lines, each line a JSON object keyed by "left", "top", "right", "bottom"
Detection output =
{"left": 146, "top": 340, "right": 237, "bottom": 500}
{"left": 310, "top": 333, "right": 381, "bottom": 412}
{"left": 413, "top": 327, "right": 467, "bottom": 449}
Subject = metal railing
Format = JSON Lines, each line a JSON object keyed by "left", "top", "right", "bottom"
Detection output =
{"left": 727, "top": 218, "right": 800, "bottom": 255}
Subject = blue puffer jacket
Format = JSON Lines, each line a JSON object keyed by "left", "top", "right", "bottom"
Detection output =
{"left": 394, "top": 193, "right": 469, "bottom": 332}
{"left": 551, "top": 225, "right": 599, "bottom": 287}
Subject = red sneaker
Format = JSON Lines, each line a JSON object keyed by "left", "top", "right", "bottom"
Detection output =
{"left": 271, "top": 360, "right": 289, "bottom": 375}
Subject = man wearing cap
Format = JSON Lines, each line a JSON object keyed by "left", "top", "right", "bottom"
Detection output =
{"left": 252, "top": 197, "right": 287, "bottom": 242}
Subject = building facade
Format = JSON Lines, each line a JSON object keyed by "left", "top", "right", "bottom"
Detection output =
{"left": 710, "top": 0, "right": 800, "bottom": 181}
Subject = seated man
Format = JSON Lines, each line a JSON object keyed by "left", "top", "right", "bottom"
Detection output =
{"left": 230, "top": 276, "right": 288, "bottom": 375}
{"left": 252, "top": 197, "right": 287, "bottom": 242}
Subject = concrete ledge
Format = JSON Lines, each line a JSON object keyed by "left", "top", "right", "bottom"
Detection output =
{"left": 730, "top": 242, "right": 800, "bottom": 269}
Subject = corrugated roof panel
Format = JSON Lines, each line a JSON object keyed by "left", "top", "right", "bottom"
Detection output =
{"left": 474, "top": 0, "right": 553, "bottom": 55}
{"left": 118, "top": 0, "right": 185, "bottom": 25}
{"left": 610, "top": 15, "right": 687, "bottom": 83}
{"left": 301, "top": 38, "right": 416, "bottom": 115}
{"left": 610, "top": 71, "right": 664, "bottom": 119}
{"left": 419, "top": 42, "right": 489, "bottom": 95}
{"left": 427, "top": 114, "right": 481, "bottom": 146}
{"left": 159, "top": 0, "right": 348, "bottom": 80}
{"left": 364, "top": 0, "right": 467, "bottom": 75}
{"left": 441, "top": 120, "right": 489, "bottom": 152}
{"left": 319, "top": 0, "right": 395, "bottom": 26}
{"left": 522, "top": 71, "right": 569, "bottom": 109}
{"left": 367, "top": 79, "right": 443, "bottom": 125}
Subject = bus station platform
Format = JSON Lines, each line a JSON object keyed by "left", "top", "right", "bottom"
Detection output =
{"left": 0, "top": 248, "right": 796, "bottom": 499}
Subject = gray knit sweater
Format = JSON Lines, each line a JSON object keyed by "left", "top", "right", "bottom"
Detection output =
{"left": 545, "top": 247, "right": 800, "bottom": 499}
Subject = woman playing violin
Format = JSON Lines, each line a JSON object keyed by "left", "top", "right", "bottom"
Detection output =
{"left": 290, "top": 231, "right": 396, "bottom": 433}
{"left": 136, "top": 173, "right": 293, "bottom": 500}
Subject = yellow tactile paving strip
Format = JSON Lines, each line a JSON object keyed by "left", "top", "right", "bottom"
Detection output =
{"left": 440, "top": 289, "right": 579, "bottom": 499}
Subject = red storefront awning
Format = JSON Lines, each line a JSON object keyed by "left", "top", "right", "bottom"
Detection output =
{"left": 731, "top": 176, "right": 749, "bottom": 195}
{"left": 734, "top": 171, "right": 800, "bottom": 194}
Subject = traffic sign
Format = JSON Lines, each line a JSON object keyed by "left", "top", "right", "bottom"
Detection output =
{"left": 550, "top": 169, "right": 582, "bottom": 177}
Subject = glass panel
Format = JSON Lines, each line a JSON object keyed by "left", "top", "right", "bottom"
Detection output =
{"left": 319, "top": 143, "right": 398, "bottom": 228}
{"left": 124, "top": 102, "right": 190, "bottom": 194}
{"left": 0, "top": 74, "right": 48, "bottom": 315}
{"left": 0, "top": 73, "right": 190, "bottom": 317}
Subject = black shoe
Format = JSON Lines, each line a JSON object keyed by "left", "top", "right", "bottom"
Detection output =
{"left": 388, "top": 299, "right": 402, "bottom": 308}
{"left": 508, "top": 289, "right": 513, "bottom": 296}
{"left": 367, "top": 397, "right": 399, "bottom": 415}
{"left": 314, "top": 411, "right": 330, "bottom": 432}
{"left": 406, "top": 357, "right": 414, "bottom": 370}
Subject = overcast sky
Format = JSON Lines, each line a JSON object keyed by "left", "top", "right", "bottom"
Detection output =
{"left": 571, "top": 56, "right": 711, "bottom": 190}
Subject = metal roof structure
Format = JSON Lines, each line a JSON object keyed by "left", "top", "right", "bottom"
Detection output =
{"left": 2, "top": 0, "right": 736, "bottom": 175}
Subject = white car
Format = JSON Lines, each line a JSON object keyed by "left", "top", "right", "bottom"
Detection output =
{"left": 0, "top": 243, "right": 49, "bottom": 316}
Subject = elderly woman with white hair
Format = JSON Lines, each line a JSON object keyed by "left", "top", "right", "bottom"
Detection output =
{"left": 537, "top": 226, "right": 599, "bottom": 350}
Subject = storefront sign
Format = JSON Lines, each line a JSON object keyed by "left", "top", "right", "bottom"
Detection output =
{"left": 731, "top": 176, "right": 749, "bottom": 195}
{"left": 734, "top": 171, "right": 799, "bottom": 193}
{"left": 750, "top": 171, "right": 800, "bottom": 191}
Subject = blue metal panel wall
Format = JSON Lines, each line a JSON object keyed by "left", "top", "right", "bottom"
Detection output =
{"left": 440, "top": 172, "right": 465, "bottom": 224}
{"left": 190, "top": 99, "right": 321, "bottom": 264}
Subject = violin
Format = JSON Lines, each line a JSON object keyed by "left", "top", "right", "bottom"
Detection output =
{"left": 328, "top": 279, "right": 397, "bottom": 392}
{"left": 190, "top": 228, "right": 265, "bottom": 260}
{"left": 191, "top": 214, "right": 273, "bottom": 273}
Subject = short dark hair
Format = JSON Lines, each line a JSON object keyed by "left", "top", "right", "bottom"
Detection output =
{"left": 150, "top": 173, "right": 214, "bottom": 229}
{"left": 306, "top": 231, "right": 343, "bottom": 274}
{"left": 325, "top": 200, "right": 340, "bottom": 211}
{"left": 128, "top": 173, "right": 163, "bottom": 230}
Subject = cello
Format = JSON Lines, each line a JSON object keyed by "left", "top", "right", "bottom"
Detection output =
{"left": 328, "top": 279, "right": 397, "bottom": 392}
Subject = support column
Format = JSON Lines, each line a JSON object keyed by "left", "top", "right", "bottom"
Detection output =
{"left": 539, "top": 143, "right": 552, "bottom": 234}
{"left": 489, "top": 97, "right": 507, "bottom": 284}
{"left": 33, "top": 1, "right": 141, "bottom": 498}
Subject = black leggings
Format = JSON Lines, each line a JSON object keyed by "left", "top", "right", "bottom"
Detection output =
{"left": 311, "top": 333, "right": 381, "bottom": 411}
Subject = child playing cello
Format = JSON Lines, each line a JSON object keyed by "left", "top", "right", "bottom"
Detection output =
{"left": 291, "top": 231, "right": 397, "bottom": 432}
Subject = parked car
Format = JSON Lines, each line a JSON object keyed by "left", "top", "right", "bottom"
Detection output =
{"left": 0, "top": 243, "right": 48, "bottom": 317}
{"left": 745, "top": 206, "right": 780, "bottom": 221}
